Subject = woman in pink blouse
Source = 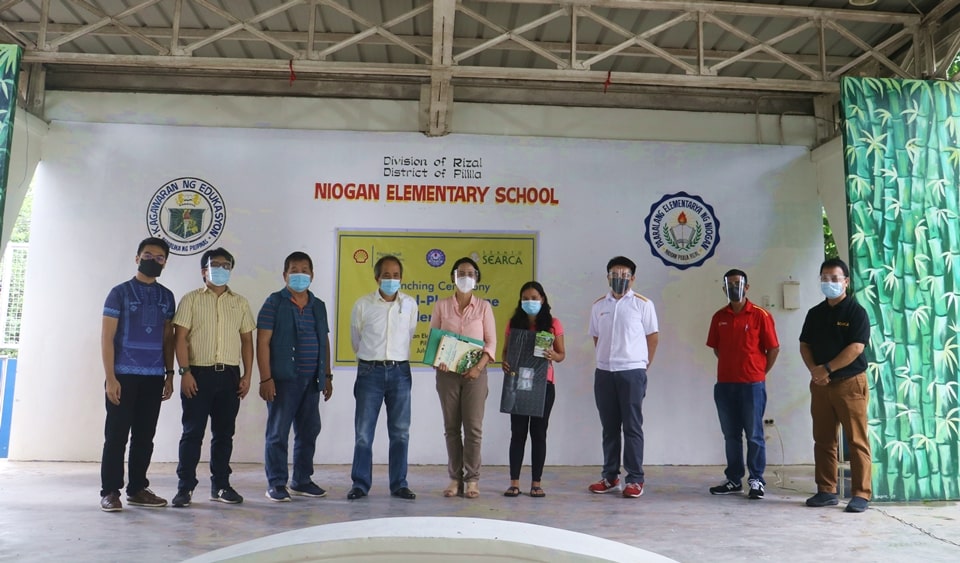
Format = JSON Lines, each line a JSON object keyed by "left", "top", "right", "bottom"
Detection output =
{"left": 501, "top": 281, "right": 565, "bottom": 498}
{"left": 430, "top": 257, "right": 497, "bottom": 499}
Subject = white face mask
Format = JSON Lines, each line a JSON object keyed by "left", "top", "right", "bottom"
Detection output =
{"left": 455, "top": 276, "right": 476, "bottom": 293}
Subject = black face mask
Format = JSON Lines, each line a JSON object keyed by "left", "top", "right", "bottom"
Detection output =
{"left": 725, "top": 285, "right": 744, "bottom": 302}
{"left": 138, "top": 258, "right": 164, "bottom": 278}
{"left": 610, "top": 277, "right": 630, "bottom": 295}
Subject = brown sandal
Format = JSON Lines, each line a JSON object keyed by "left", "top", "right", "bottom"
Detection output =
{"left": 530, "top": 486, "right": 545, "bottom": 498}
{"left": 503, "top": 486, "right": 521, "bottom": 497}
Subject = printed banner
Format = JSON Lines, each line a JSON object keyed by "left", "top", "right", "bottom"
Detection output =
{"left": 0, "top": 45, "right": 22, "bottom": 249}
{"left": 842, "top": 77, "right": 960, "bottom": 501}
{"left": 335, "top": 230, "right": 537, "bottom": 366}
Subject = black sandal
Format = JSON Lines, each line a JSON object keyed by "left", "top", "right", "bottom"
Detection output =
{"left": 503, "top": 486, "right": 521, "bottom": 497}
{"left": 530, "top": 486, "right": 545, "bottom": 498}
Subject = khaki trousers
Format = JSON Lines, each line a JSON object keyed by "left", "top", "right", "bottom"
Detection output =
{"left": 436, "top": 368, "right": 488, "bottom": 483}
{"left": 810, "top": 372, "right": 872, "bottom": 499}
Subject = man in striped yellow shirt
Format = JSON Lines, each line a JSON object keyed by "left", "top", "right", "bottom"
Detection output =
{"left": 171, "top": 248, "right": 256, "bottom": 508}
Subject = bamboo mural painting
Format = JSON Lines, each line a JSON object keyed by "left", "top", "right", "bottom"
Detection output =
{"left": 841, "top": 77, "right": 960, "bottom": 501}
{"left": 0, "top": 44, "right": 21, "bottom": 247}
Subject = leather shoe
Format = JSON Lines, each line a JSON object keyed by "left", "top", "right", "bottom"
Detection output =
{"left": 346, "top": 487, "right": 367, "bottom": 500}
{"left": 391, "top": 487, "right": 416, "bottom": 500}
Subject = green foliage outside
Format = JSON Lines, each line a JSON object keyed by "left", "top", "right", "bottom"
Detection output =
{"left": 842, "top": 77, "right": 960, "bottom": 501}
{"left": 823, "top": 208, "right": 839, "bottom": 260}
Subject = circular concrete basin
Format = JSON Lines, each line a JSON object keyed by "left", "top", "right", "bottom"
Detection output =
{"left": 183, "top": 516, "right": 677, "bottom": 562}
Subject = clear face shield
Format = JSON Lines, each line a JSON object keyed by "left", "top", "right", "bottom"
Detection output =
{"left": 723, "top": 276, "right": 745, "bottom": 303}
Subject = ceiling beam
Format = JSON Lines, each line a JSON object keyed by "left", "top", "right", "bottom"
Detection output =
{"left": 1, "top": 22, "right": 861, "bottom": 67}
{"left": 474, "top": 0, "right": 920, "bottom": 25}
{"left": 425, "top": 0, "right": 455, "bottom": 136}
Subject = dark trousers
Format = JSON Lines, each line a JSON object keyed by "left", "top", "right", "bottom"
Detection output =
{"left": 177, "top": 365, "right": 240, "bottom": 491}
{"left": 509, "top": 382, "right": 556, "bottom": 481}
{"left": 594, "top": 368, "right": 647, "bottom": 484}
{"left": 714, "top": 381, "right": 767, "bottom": 484}
{"left": 100, "top": 374, "right": 165, "bottom": 496}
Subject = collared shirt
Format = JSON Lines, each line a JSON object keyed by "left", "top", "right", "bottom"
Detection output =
{"left": 103, "top": 277, "right": 176, "bottom": 376}
{"left": 256, "top": 288, "right": 329, "bottom": 379}
{"left": 430, "top": 294, "right": 497, "bottom": 361}
{"left": 589, "top": 289, "right": 659, "bottom": 371}
{"left": 799, "top": 295, "right": 869, "bottom": 380}
{"left": 706, "top": 299, "right": 779, "bottom": 384}
{"left": 351, "top": 290, "right": 419, "bottom": 361}
{"left": 173, "top": 285, "right": 255, "bottom": 366}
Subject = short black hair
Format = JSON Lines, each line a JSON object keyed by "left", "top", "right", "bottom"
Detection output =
{"left": 820, "top": 257, "right": 849, "bottom": 278}
{"left": 723, "top": 269, "right": 748, "bottom": 284}
{"left": 284, "top": 251, "right": 313, "bottom": 273}
{"left": 200, "top": 247, "right": 235, "bottom": 269}
{"left": 606, "top": 256, "right": 636, "bottom": 276}
{"left": 374, "top": 255, "right": 403, "bottom": 278}
{"left": 450, "top": 257, "right": 481, "bottom": 283}
{"left": 137, "top": 237, "right": 170, "bottom": 257}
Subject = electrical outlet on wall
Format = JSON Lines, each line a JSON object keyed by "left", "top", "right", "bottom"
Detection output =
{"left": 763, "top": 418, "right": 775, "bottom": 426}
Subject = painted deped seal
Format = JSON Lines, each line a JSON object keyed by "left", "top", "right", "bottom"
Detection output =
{"left": 146, "top": 177, "right": 226, "bottom": 256}
{"left": 644, "top": 192, "right": 719, "bottom": 270}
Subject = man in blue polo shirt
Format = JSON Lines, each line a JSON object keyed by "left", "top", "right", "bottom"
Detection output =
{"left": 99, "top": 237, "right": 176, "bottom": 512}
{"left": 257, "top": 251, "right": 333, "bottom": 502}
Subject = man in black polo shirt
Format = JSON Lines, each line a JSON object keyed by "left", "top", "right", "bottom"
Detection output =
{"left": 799, "top": 258, "right": 871, "bottom": 513}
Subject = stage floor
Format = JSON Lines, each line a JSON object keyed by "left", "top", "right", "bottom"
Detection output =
{"left": 0, "top": 461, "right": 957, "bottom": 562}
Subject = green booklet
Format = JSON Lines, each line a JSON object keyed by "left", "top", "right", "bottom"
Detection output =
{"left": 422, "top": 327, "right": 484, "bottom": 366}
{"left": 533, "top": 331, "right": 555, "bottom": 357}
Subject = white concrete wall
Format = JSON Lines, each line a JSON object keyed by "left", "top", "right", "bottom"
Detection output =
{"left": 2, "top": 110, "right": 45, "bottom": 253}
{"left": 9, "top": 92, "right": 835, "bottom": 474}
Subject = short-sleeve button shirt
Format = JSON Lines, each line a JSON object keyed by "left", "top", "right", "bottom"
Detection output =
{"left": 589, "top": 289, "right": 659, "bottom": 371}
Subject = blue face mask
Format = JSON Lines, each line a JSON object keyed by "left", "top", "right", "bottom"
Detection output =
{"left": 288, "top": 273, "right": 311, "bottom": 293}
{"left": 380, "top": 279, "right": 401, "bottom": 296}
{"left": 208, "top": 267, "right": 230, "bottom": 287}
{"left": 820, "top": 281, "right": 845, "bottom": 299}
{"left": 521, "top": 300, "right": 542, "bottom": 315}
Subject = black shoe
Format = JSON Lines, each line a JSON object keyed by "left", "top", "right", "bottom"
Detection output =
{"left": 391, "top": 487, "right": 416, "bottom": 500}
{"left": 347, "top": 487, "right": 367, "bottom": 500}
{"left": 805, "top": 492, "right": 839, "bottom": 507}
{"left": 171, "top": 488, "right": 193, "bottom": 508}
{"left": 747, "top": 479, "right": 765, "bottom": 500}
{"left": 709, "top": 480, "right": 742, "bottom": 495}
{"left": 845, "top": 496, "right": 869, "bottom": 513}
{"left": 211, "top": 486, "right": 243, "bottom": 504}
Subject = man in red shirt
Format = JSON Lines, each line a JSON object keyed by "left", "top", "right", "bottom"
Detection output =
{"left": 706, "top": 269, "right": 780, "bottom": 499}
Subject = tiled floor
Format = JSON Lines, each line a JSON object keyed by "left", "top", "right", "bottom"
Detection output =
{"left": 0, "top": 461, "right": 958, "bottom": 562}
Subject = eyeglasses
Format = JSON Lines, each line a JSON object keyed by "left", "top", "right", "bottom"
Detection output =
{"left": 140, "top": 252, "right": 166, "bottom": 265}
{"left": 456, "top": 270, "right": 478, "bottom": 279}
{"left": 608, "top": 271, "right": 633, "bottom": 280}
{"left": 819, "top": 275, "right": 846, "bottom": 283}
{"left": 208, "top": 261, "right": 233, "bottom": 271}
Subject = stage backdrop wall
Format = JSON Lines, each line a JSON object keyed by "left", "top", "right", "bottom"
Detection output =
{"left": 10, "top": 121, "right": 824, "bottom": 469}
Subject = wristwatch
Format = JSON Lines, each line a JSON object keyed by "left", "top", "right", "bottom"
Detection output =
{"left": 178, "top": 366, "right": 191, "bottom": 376}
{"left": 325, "top": 373, "right": 334, "bottom": 381}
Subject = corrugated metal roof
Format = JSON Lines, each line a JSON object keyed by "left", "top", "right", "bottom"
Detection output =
{"left": 0, "top": 1, "right": 956, "bottom": 127}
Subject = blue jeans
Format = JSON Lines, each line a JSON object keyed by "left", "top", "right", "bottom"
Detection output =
{"left": 177, "top": 366, "right": 241, "bottom": 491}
{"left": 594, "top": 368, "right": 647, "bottom": 484}
{"left": 264, "top": 376, "right": 322, "bottom": 488}
{"left": 714, "top": 381, "right": 767, "bottom": 484}
{"left": 350, "top": 361, "right": 412, "bottom": 493}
